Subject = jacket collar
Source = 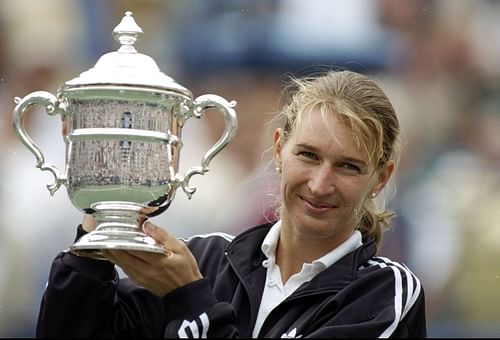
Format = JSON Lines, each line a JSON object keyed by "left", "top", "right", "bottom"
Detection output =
{"left": 226, "top": 223, "right": 377, "bottom": 293}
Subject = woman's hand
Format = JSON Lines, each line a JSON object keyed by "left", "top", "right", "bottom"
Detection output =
{"left": 102, "top": 221, "right": 203, "bottom": 297}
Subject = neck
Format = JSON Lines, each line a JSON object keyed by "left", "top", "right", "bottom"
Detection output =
{"left": 275, "top": 221, "right": 352, "bottom": 283}
{"left": 275, "top": 238, "right": 304, "bottom": 284}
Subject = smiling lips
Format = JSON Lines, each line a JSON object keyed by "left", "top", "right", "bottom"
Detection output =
{"left": 300, "top": 195, "right": 336, "bottom": 213}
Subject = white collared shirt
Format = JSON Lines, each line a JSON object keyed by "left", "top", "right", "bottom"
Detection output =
{"left": 252, "top": 220, "right": 363, "bottom": 338}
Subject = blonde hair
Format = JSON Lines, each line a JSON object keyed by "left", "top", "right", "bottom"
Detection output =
{"left": 277, "top": 69, "right": 401, "bottom": 250}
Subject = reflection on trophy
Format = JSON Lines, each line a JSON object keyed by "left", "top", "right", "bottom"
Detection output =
{"left": 12, "top": 11, "right": 238, "bottom": 260}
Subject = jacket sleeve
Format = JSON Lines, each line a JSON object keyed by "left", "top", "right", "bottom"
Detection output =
{"left": 36, "top": 227, "right": 242, "bottom": 338}
{"left": 36, "top": 250, "right": 119, "bottom": 337}
{"left": 295, "top": 263, "right": 427, "bottom": 339}
{"left": 36, "top": 222, "right": 174, "bottom": 337}
{"left": 36, "top": 250, "right": 174, "bottom": 338}
{"left": 37, "top": 260, "right": 241, "bottom": 338}
{"left": 300, "top": 289, "right": 427, "bottom": 338}
{"left": 162, "top": 278, "right": 239, "bottom": 338}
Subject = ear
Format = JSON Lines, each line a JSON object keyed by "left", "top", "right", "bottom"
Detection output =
{"left": 273, "top": 128, "right": 283, "bottom": 165}
{"left": 372, "top": 160, "right": 395, "bottom": 194}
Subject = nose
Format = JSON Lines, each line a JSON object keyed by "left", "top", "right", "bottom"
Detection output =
{"left": 307, "top": 164, "right": 335, "bottom": 196}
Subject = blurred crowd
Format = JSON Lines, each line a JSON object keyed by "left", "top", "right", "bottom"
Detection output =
{"left": 1, "top": 0, "right": 500, "bottom": 337}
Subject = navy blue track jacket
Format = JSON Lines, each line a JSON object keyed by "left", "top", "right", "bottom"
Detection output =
{"left": 36, "top": 223, "right": 426, "bottom": 338}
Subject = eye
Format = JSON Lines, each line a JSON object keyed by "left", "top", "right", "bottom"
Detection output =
{"left": 340, "top": 162, "right": 361, "bottom": 173}
{"left": 298, "top": 151, "right": 318, "bottom": 160}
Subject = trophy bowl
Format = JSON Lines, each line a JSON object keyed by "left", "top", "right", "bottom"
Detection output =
{"left": 12, "top": 11, "right": 238, "bottom": 260}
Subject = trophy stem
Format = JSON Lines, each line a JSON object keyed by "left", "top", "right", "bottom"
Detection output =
{"left": 70, "top": 201, "right": 166, "bottom": 260}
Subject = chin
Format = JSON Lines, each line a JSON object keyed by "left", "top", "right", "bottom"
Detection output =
{"left": 296, "top": 217, "right": 338, "bottom": 236}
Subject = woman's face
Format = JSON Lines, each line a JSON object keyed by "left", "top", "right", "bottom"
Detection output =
{"left": 274, "top": 110, "right": 393, "bottom": 244}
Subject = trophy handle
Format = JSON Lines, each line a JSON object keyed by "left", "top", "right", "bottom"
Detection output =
{"left": 12, "top": 91, "right": 67, "bottom": 195}
{"left": 179, "top": 94, "right": 238, "bottom": 198}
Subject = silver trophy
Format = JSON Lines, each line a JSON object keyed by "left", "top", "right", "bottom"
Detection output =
{"left": 12, "top": 11, "right": 238, "bottom": 259}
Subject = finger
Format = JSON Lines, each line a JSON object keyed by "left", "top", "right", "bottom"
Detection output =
{"left": 102, "top": 249, "right": 147, "bottom": 267}
{"left": 116, "top": 249, "right": 170, "bottom": 265}
{"left": 137, "top": 215, "right": 148, "bottom": 226}
{"left": 142, "top": 221, "right": 178, "bottom": 247}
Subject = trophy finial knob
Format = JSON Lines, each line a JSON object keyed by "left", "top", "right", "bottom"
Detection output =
{"left": 112, "top": 11, "right": 143, "bottom": 53}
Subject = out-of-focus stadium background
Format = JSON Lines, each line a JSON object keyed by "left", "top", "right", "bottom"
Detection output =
{"left": 1, "top": 0, "right": 500, "bottom": 337}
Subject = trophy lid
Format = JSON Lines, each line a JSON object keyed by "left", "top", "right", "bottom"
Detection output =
{"left": 63, "top": 11, "right": 192, "bottom": 97}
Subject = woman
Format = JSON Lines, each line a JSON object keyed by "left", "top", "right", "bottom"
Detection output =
{"left": 36, "top": 69, "right": 426, "bottom": 338}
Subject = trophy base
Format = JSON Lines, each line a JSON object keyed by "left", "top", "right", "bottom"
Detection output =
{"left": 70, "top": 230, "right": 166, "bottom": 260}
{"left": 70, "top": 201, "right": 167, "bottom": 260}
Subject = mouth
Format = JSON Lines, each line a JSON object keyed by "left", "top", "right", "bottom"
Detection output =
{"left": 300, "top": 195, "right": 336, "bottom": 213}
